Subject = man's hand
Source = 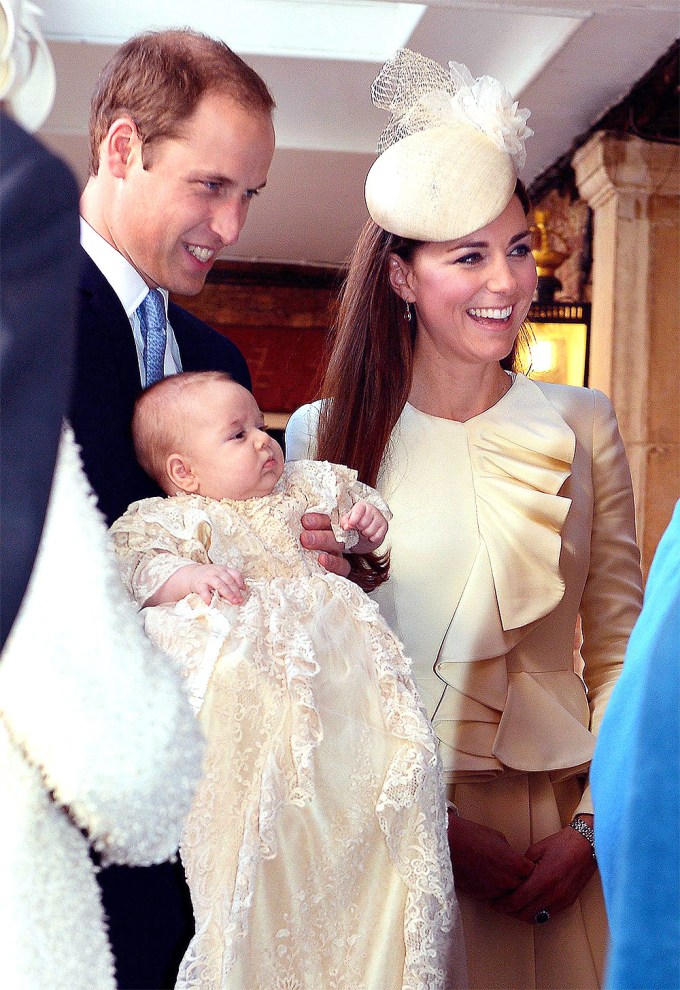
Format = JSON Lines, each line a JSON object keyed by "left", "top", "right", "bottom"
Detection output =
{"left": 300, "top": 513, "right": 351, "bottom": 578}
{"left": 339, "top": 500, "right": 388, "bottom": 554}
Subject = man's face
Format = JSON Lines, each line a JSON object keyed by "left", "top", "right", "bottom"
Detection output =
{"left": 108, "top": 90, "right": 275, "bottom": 295}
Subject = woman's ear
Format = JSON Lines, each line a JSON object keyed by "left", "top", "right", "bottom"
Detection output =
{"left": 166, "top": 454, "right": 199, "bottom": 494}
{"left": 388, "top": 253, "right": 415, "bottom": 303}
{"left": 105, "top": 117, "right": 142, "bottom": 179}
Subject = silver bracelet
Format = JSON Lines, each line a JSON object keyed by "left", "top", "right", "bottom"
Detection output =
{"left": 569, "top": 816, "right": 596, "bottom": 859}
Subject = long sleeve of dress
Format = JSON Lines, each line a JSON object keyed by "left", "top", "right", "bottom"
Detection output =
{"left": 291, "top": 459, "right": 392, "bottom": 550}
{"left": 111, "top": 499, "right": 217, "bottom": 606}
{"left": 574, "top": 389, "right": 643, "bottom": 815}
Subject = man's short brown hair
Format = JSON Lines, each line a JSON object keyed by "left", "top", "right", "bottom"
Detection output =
{"left": 88, "top": 29, "right": 275, "bottom": 175}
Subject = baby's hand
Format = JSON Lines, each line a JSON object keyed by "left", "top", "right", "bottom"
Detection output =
{"left": 339, "top": 500, "right": 388, "bottom": 554}
{"left": 188, "top": 563, "right": 247, "bottom": 605}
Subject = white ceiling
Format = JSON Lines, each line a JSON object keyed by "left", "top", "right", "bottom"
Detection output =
{"left": 39, "top": 0, "right": 679, "bottom": 267}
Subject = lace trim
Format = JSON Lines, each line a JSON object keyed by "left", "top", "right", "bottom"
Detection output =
{"left": 112, "top": 458, "right": 459, "bottom": 985}
{"left": 174, "top": 578, "right": 457, "bottom": 987}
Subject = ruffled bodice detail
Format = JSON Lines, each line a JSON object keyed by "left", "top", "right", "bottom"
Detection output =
{"left": 377, "top": 374, "right": 596, "bottom": 782}
{"left": 462, "top": 377, "right": 575, "bottom": 633}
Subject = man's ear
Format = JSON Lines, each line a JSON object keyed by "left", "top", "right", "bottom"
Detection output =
{"left": 388, "top": 253, "right": 415, "bottom": 303}
{"left": 104, "top": 117, "right": 142, "bottom": 179}
{"left": 166, "top": 454, "right": 199, "bottom": 494}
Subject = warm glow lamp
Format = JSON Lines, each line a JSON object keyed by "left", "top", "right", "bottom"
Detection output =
{"left": 526, "top": 209, "right": 590, "bottom": 387}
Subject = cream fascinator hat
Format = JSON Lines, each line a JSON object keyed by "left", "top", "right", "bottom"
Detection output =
{"left": 365, "top": 49, "right": 533, "bottom": 242}
{"left": 0, "top": 0, "right": 56, "bottom": 131}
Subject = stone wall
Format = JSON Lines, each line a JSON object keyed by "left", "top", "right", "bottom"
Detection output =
{"left": 573, "top": 133, "right": 680, "bottom": 574}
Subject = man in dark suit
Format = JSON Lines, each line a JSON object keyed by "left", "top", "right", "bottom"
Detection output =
{"left": 71, "top": 29, "right": 274, "bottom": 530}
{"left": 73, "top": 255, "right": 251, "bottom": 525}
{"left": 70, "top": 29, "right": 347, "bottom": 988}
{"left": 0, "top": 113, "right": 80, "bottom": 648}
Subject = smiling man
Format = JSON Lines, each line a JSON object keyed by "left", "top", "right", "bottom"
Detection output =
{"left": 70, "top": 31, "right": 353, "bottom": 989}
{"left": 69, "top": 29, "right": 277, "bottom": 990}
{"left": 72, "top": 29, "right": 275, "bottom": 529}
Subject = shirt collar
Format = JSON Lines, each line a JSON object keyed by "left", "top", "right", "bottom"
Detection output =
{"left": 79, "top": 218, "right": 169, "bottom": 317}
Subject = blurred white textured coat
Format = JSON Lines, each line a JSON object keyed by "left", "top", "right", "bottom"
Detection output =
{"left": 0, "top": 425, "right": 204, "bottom": 990}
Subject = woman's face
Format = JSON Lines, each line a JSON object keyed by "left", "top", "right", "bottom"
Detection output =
{"left": 390, "top": 195, "right": 537, "bottom": 369}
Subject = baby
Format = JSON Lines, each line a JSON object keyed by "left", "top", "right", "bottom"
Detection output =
{"left": 111, "top": 371, "right": 459, "bottom": 990}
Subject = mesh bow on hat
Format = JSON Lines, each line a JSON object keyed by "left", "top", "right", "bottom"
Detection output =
{"left": 365, "top": 49, "right": 533, "bottom": 242}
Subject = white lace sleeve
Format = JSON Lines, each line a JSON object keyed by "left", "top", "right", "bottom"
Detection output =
{"left": 330, "top": 464, "right": 392, "bottom": 551}
{"left": 0, "top": 425, "right": 204, "bottom": 867}
{"left": 110, "top": 498, "right": 214, "bottom": 607}
{"left": 335, "top": 464, "right": 393, "bottom": 520}
{"left": 284, "top": 459, "right": 392, "bottom": 551}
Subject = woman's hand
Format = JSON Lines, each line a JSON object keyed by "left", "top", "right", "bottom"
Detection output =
{"left": 447, "top": 814, "right": 535, "bottom": 901}
{"left": 490, "top": 821, "right": 597, "bottom": 924}
{"left": 300, "top": 513, "right": 351, "bottom": 577}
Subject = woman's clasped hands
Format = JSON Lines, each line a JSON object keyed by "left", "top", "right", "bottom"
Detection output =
{"left": 448, "top": 813, "right": 597, "bottom": 924}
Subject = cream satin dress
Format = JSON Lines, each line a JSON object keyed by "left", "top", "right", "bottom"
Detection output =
{"left": 286, "top": 373, "right": 643, "bottom": 990}
{"left": 111, "top": 460, "right": 464, "bottom": 990}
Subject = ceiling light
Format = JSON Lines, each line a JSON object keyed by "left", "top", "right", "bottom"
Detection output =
{"left": 41, "top": 0, "right": 427, "bottom": 62}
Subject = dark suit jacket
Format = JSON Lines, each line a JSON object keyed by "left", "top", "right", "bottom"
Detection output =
{"left": 0, "top": 112, "right": 80, "bottom": 647}
{"left": 70, "top": 251, "right": 252, "bottom": 989}
{"left": 71, "top": 250, "right": 251, "bottom": 526}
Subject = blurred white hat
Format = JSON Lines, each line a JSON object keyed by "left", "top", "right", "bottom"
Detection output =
{"left": 365, "top": 49, "right": 533, "bottom": 242}
{"left": 0, "top": 0, "right": 55, "bottom": 131}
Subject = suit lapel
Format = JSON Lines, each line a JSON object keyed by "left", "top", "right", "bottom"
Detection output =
{"left": 78, "top": 250, "right": 141, "bottom": 399}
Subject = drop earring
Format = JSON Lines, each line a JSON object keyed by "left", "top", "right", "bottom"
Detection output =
{"left": 404, "top": 301, "right": 413, "bottom": 323}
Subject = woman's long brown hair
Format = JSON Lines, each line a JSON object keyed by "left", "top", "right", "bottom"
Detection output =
{"left": 316, "top": 183, "right": 532, "bottom": 590}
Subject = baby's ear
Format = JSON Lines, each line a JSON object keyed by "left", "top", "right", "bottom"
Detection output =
{"left": 166, "top": 454, "right": 199, "bottom": 494}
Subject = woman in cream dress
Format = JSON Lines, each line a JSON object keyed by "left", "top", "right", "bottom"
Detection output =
{"left": 286, "top": 50, "right": 643, "bottom": 990}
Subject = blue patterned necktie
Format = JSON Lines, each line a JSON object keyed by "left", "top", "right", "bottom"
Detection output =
{"left": 137, "top": 288, "right": 167, "bottom": 386}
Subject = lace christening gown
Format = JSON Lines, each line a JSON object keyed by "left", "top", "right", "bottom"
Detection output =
{"left": 111, "top": 459, "right": 464, "bottom": 990}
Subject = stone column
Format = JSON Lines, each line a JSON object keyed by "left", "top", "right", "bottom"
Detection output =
{"left": 573, "top": 132, "right": 680, "bottom": 574}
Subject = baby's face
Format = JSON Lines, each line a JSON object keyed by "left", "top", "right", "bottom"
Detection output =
{"left": 182, "top": 381, "right": 284, "bottom": 500}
